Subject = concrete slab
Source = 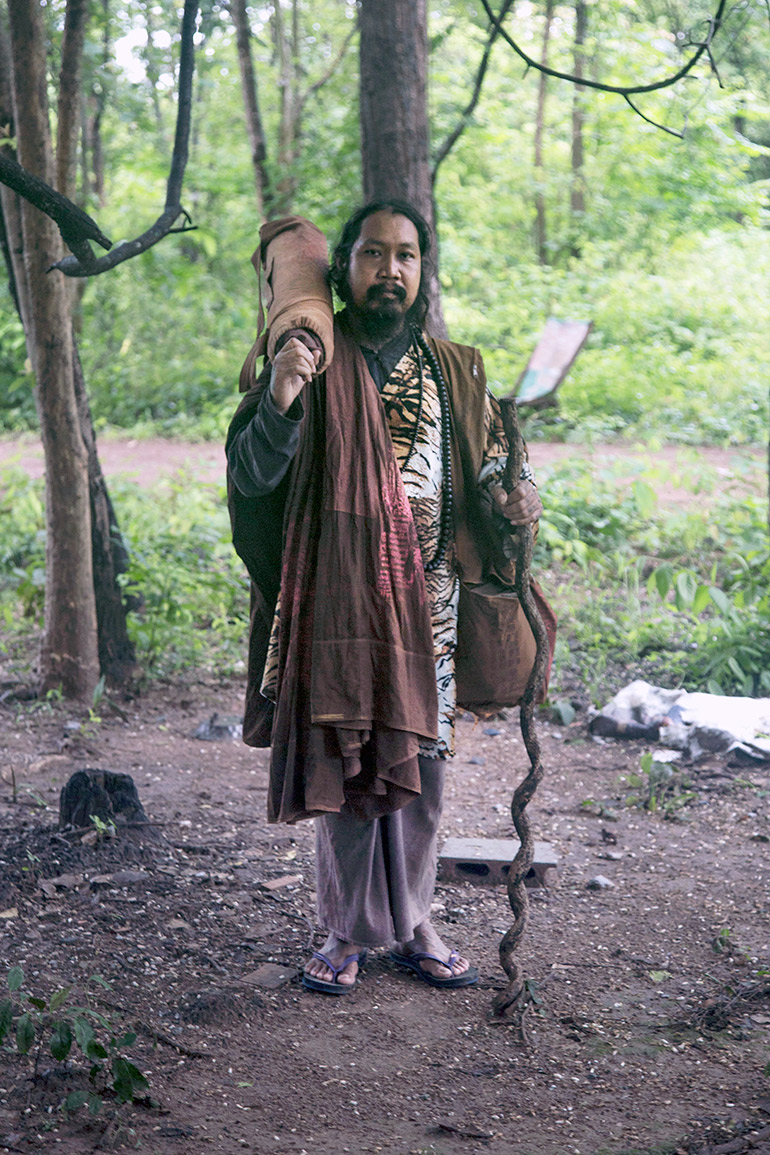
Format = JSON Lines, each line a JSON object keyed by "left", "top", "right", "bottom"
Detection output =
{"left": 439, "top": 836, "right": 558, "bottom": 888}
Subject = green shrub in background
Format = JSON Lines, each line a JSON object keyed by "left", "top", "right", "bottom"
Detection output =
{"left": 1, "top": 459, "right": 768, "bottom": 701}
{"left": 0, "top": 472, "right": 250, "bottom": 680}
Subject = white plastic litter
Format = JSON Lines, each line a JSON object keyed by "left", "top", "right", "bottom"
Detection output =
{"left": 592, "top": 679, "right": 770, "bottom": 762}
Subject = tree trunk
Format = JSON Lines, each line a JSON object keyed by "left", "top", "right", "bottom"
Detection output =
{"left": 570, "top": 0, "right": 587, "bottom": 255}
{"left": 232, "top": 0, "right": 272, "bottom": 218}
{"left": 358, "top": 0, "right": 447, "bottom": 337}
{"left": 73, "top": 348, "right": 137, "bottom": 684}
{"left": 272, "top": 0, "right": 298, "bottom": 212}
{"left": 534, "top": 0, "right": 554, "bottom": 266}
{"left": 56, "top": 0, "right": 88, "bottom": 202}
{"left": 7, "top": 0, "right": 99, "bottom": 700}
{"left": 55, "top": 1, "right": 137, "bottom": 686}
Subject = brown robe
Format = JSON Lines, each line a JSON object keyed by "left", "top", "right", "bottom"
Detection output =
{"left": 227, "top": 322, "right": 533, "bottom": 823}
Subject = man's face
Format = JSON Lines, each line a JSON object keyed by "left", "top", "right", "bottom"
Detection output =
{"left": 345, "top": 211, "right": 422, "bottom": 323}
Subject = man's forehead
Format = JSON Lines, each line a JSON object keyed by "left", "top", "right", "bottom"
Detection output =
{"left": 355, "top": 212, "right": 420, "bottom": 248}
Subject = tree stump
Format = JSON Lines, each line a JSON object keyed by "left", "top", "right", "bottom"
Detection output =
{"left": 58, "top": 769, "right": 160, "bottom": 841}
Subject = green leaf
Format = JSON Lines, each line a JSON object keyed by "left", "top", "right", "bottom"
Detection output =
{"left": 116, "top": 1031, "right": 137, "bottom": 1048}
{"left": 49, "top": 988, "right": 71, "bottom": 1013}
{"left": 86, "top": 1041, "right": 109, "bottom": 1061}
{"left": 674, "top": 570, "right": 697, "bottom": 611}
{"left": 7, "top": 966, "right": 23, "bottom": 992}
{"left": 654, "top": 564, "right": 673, "bottom": 599}
{"left": 27, "top": 996, "right": 46, "bottom": 1011}
{"left": 16, "top": 1012, "right": 35, "bottom": 1054}
{"left": 50, "top": 1021, "right": 73, "bottom": 1062}
{"left": 640, "top": 752, "right": 653, "bottom": 774}
{"left": 552, "top": 699, "right": 576, "bottom": 725}
{"left": 648, "top": 970, "right": 672, "bottom": 983}
{"left": 87, "top": 1093, "right": 102, "bottom": 1116}
{"left": 87, "top": 975, "right": 112, "bottom": 991}
{"left": 73, "top": 1016, "right": 95, "bottom": 1054}
{"left": 64, "top": 1091, "right": 89, "bottom": 1112}
{"left": 709, "top": 586, "right": 731, "bottom": 615}
{"left": 111, "top": 1056, "right": 147, "bottom": 1103}
{"left": 692, "top": 585, "right": 711, "bottom": 615}
{"left": 0, "top": 999, "right": 13, "bottom": 1045}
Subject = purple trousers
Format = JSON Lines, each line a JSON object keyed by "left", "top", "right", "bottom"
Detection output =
{"left": 314, "top": 757, "right": 444, "bottom": 947}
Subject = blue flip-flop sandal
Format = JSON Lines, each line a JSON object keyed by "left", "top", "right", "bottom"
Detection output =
{"left": 302, "top": 950, "right": 367, "bottom": 995}
{"left": 389, "top": 949, "right": 479, "bottom": 989}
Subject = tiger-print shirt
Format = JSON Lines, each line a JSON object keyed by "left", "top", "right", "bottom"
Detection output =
{"left": 261, "top": 338, "right": 509, "bottom": 758}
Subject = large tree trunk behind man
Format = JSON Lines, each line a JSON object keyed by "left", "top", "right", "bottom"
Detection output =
{"left": 358, "top": 0, "right": 447, "bottom": 337}
{"left": 6, "top": 0, "right": 99, "bottom": 699}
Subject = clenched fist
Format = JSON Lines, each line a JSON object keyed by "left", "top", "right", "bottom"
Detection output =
{"left": 490, "top": 480, "right": 542, "bottom": 525}
{"left": 269, "top": 337, "right": 321, "bottom": 415}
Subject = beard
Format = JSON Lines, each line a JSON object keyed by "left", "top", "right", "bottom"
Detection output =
{"left": 349, "top": 283, "right": 409, "bottom": 344}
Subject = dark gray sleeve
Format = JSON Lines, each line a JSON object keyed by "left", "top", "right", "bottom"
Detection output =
{"left": 227, "top": 386, "right": 304, "bottom": 497}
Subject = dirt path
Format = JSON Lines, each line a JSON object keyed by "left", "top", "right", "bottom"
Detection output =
{"left": 0, "top": 435, "right": 765, "bottom": 504}
{"left": 0, "top": 677, "right": 768, "bottom": 1155}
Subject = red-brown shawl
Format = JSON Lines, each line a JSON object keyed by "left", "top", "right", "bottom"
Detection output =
{"left": 230, "top": 318, "right": 438, "bottom": 824}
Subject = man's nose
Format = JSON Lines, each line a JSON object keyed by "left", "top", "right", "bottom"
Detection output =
{"left": 378, "top": 252, "right": 400, "bottom": 279}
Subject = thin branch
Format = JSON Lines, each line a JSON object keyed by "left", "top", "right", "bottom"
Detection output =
{"left": 50, "top": 0, "right": 199, "bottom": 276}
{"left": 623, "top": 94, "right": 684, "bottom": 137}
{"left": 294, "top": 23, "right": 356, "bottom": 122}
{"left": 432, "top": 0, "right": 516, "bottom": 182}
{"left": 479, "top": 0, "right": 728, "bottom": 96}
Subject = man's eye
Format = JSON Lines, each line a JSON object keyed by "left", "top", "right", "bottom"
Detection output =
{"left": 400, "top": 252, "right": 415, "bottom": 260}
{"left": 364, "top": 248, "right": 380, "bottom": 256}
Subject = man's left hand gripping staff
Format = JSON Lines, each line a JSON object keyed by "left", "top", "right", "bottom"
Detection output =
{"left": 491, "top": 480, "right": 542, "bottom": 525}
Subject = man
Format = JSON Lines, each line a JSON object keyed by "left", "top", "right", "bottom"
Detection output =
{"left": 227, "top": 201, "right": 542, "bottom": 994}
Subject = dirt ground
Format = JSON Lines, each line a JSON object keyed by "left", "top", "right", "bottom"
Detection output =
{"left": 0, "top": 439, "right": 768, "bottom": 1155}
{"left": 0, "top": 434, "right": 764, "bottom": 498}
{"left": 0, "top": 676, "right": 768, "bottom": 1155}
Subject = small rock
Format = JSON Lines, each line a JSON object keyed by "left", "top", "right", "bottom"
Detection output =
{"left": 467, "top": 756, "right": 486, "bottom": 766}
{"left": 597, "top": 851, "right": 623, "bottom": 861}
{"left": 262, "top": 874, "right": 302, "bottom": 891}
{"left": 587, "top": 875, "right": 615, "bottom": 891}
{"left": 242, "top": 963, "right": 299, "bottom": 990}
{"left": 90, "top": 870, "right": 148, "bottom": 889}
{"left": 483, "top": 727, "right": 503, "bottom": 737}
{"left": 191, "top": 712, "right": 243, "bottom": 741}
{"left": 0, "top": 908, "right": 18, "bottom": 920}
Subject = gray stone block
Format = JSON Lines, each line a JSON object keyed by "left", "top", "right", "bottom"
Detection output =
{"left": 439, "top": 836, "right": 558, "bottom": 888}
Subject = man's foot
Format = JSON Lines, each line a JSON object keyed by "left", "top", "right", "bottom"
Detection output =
{"left": 303, "top": 934, "right": 365, "bottom": 990}
{"left": 393, "top": 919, "right": 476, "bottom": 983}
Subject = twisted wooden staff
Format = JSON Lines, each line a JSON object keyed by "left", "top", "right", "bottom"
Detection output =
{"left": 490, "top": 397, "right": 550, "bottom": 1031}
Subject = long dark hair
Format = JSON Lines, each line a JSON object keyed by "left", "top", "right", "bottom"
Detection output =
{"left": 328, "top": 199, "right": 433, "bottom": 327}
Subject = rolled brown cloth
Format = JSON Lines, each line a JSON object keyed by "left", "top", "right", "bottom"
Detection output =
{"left": 239, "top": 216, "right": 335, "bottom": 392}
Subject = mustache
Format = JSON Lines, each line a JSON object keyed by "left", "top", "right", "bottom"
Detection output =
{"left": 366, "top": 283, "right": 407, "bottom": 304}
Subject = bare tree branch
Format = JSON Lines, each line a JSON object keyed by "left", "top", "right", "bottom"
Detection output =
{"left": 479, "top": 0, "right": 728, "bottom": 98}
{"left": 295, "top": 23, "right": 356, "bottom": 121}
{"left": 623, "top": 94, "right": 684, "bottom": 137}
{"left": 0, "top": 150, "right": 112, "bottom": 251}
{"left": 431, "top": 0, "right": 515, "bottom": 182}
{"left": 51, "top": 0, "right": 199, "bottom": 277}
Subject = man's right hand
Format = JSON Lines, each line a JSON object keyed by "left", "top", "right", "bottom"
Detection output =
{"left": 269, "top": 337, "right": 321, "bottom": 415}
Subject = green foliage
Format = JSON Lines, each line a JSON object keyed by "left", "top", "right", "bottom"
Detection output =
{"left": 537, "top": 453, "right": 770, "bottom": 703}
{"left": 116, "top": 475, "right": 249, "bottom": 677}
{"left": 0, "top": 472, "right": 249, "bottom": 679}
{"left": 0, "top": 966, "right": 148, "bottom": 1115}
{"left": 623, "top": 751, "right": 696, "bottom": 817}
{"left": 0, "top": 2, "right": 768, "bottom": 446}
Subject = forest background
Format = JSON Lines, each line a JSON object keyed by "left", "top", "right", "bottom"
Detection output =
{"left": 1, "top": 0, "right": 770, "bottom": 708}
